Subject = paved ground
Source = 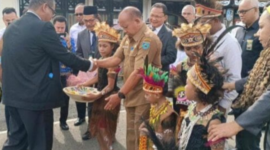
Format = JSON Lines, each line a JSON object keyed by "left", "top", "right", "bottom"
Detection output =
{"left": 0, "top": 78, "right": 265, "bottom": 149}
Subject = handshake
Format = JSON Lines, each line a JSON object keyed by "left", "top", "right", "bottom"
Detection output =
{"left": 89, "top": 58, "right": 99, "bottom": 72}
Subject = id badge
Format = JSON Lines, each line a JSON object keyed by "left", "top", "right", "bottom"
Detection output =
{"left": 246, "top": 39, "right": 253, "bottom": 51}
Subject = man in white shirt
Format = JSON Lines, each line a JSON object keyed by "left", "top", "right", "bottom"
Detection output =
{"left": 0, "top": 7, "right": 18, "bottom": 39}
{"left": 69, "top": 3, "right": 86, "bottom": 47}
{"left": 197, "top": 1, "right": 242, "bottom": 111}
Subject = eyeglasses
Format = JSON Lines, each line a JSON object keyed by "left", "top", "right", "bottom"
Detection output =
{"left": 182, "top": 12, "right": 192, "bottom": 16}
{"left": 75, "top": 13, "right": 83, "bottom": 16}
{"left": 237, "top": 7, "right": 255, "bottom": 15}
{"left": 47, "top": 4, "right": 56, "bottom": 17}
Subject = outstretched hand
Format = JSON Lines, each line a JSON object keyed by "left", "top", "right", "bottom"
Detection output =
{"left": 82, "top": 92, "right": 101, "bottom": 101}
{"left": 208, "top": 121, "right": 243, "bottom": 142}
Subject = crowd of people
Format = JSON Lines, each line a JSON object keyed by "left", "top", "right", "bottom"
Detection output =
{"left": 0, "top": 0, "right": 270, "bottom": 150}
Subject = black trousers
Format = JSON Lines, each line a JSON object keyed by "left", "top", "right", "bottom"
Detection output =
{"left": 75, "top": 102, "right": 86, "bottom": 119}
{"left": 60, "top": 76, "right": 69, "bottom": 124}
{"left": 234, "top": 108, "right": 262, "bottom": 150}
{"left": 2, "top": 106, "right": 53, "bottom": 150}
{"left": 75, "top": 103, "right": 92, "bottom": 120}
{"left": 5, "top": 106, "right": 10, "bottom": 132}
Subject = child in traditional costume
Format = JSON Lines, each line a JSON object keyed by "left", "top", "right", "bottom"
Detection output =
{"left": 171, "top": 22, "right": 212, "bottom": 135}
{"left": 178, "top": 39, "right": 227, "bottom": 150}
{"left": 138, "top": 64, "right": 178, "bottom": 150}
{"left": 79, "top": 22, "right": 120, "bottom": 150}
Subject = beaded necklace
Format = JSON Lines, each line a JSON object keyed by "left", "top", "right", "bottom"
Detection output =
{"left": 149, "top": 100, "right": 171, "bottom": 128}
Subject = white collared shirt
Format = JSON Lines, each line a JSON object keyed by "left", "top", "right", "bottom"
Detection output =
{"left": 152, "top": 24, "right": 163, "bottom": 35}
{"left": 0, "top": 28, "right": 6, "bottom": 39}
{"left": 212, "top": 24, "right": 242, "bottom": 110}
{"left": 69, "top": 23, "right": 86, "bottom": 47}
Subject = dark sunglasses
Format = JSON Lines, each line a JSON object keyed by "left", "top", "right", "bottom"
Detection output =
{"left": 75, "top": 13, "right": 83, "bottom": 16}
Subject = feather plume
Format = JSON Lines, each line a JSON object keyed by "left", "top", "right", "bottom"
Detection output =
{"left": 140, "top": 117, "right": 178, "bottom": 150}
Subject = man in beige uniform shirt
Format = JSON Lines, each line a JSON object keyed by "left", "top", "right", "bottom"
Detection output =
{"left": 93, "top": 6, "right": 162, "bottom": 150}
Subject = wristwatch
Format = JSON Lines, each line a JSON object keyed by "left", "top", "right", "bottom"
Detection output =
{"left": 118, "top": 92, "right": 126, "bottom": 99}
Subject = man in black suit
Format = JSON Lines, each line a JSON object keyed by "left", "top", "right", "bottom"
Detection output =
{"left": 74, "top": 6, "right": 100, "bottom": 140}
{"left": 149, "top": 3, "right": 176, "bottom": 73}
{"left": 149, "top": 3, "right": 176, "bottom": 99}
{"left": 1, "top": 0, "right": 95, "bottom": 149}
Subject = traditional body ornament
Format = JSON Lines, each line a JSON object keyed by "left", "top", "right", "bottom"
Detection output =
{"left": 88, "top": 22, "right": 121, "bottom": 150}
{"left": 138, "top": 64, "right": 178, "bottom": 150}
{"left": 172, "top": 20, "right": 212, "bottom": 137}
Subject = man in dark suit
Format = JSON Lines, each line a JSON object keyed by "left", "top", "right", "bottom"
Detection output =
{"left": 149, "top": 3, "right": 177, "bottom": 107}
{"left": 1, "top": 0, "right": 95, "bottom": 149}
{"left": 149, "top": 3, "right": 176, "bottom": 73}
{"left": 74, "top": 6, "right": 100, "bottom": 140}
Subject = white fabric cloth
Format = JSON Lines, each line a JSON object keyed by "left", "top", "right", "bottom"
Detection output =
{"left": 172, "top": 50, "right": 187, "bottom": 67}
{"left": 212, "top": 24, "right": 242, "bottom": 110}
{"left": 171, "top": 38, "right": 187, "bottom": 67}
{"left": 0, "top": 28, "right": 6, "bottom": 39}
{"left": 69, "top": 23, "right": 86, "bottom": 47}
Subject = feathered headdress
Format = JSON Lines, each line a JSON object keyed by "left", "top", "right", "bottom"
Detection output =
{"left": 195, "top": 0, "right": 223, "bottom": 18}
{"left": 94, "top": 22, "right": 120, "bottom": 43}
{"left": 139, "top": 57, "right": 168, "bottom": 94}
{"left": 173, "top": 22, "right": 211, "bottom": 47}
{"left": 185, "top": 23, "right": 243, "bottom": 94}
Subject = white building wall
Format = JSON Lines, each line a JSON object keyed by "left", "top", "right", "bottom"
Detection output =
{"left": 0, "top": 0, "right": 19, "bottom": 29}
{"left": 85, "top": 0, "right": 94, "bottom": 5}
{"left": 143, "top": 0, "right": 152, "bottom": 22}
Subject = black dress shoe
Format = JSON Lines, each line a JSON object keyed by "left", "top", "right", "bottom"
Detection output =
{"left": 60, "top": 123, "right": 69, "bottom": 130}
{"left": 74, "top": 118, "right": 85, "bottom": 126}
{"left": 82, "top": 131, "right": 91, "bottom": 141}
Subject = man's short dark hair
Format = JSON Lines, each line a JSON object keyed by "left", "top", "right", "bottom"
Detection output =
{"left": 53, "top": 15, "right": 67, "bottom": 25}
{"left": 29, "top": 0, "right": 54, "bottom": 9}
{"left": 152, "top": 3, "right": 168, "bottom": 15}
{"left": 2, "top": 7, "right": 17, "bottom": 16}
{"left": 53, "top": 15, "right": 69, "bottom": 32}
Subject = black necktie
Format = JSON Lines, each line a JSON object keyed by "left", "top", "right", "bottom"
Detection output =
{"left": 90, "top": 32, "right": 97, "bottom": 57}
{"left": 152, "top": 27, "right": 156, "bottom": 32}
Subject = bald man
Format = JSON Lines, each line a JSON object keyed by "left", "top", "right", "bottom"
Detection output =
{"left": 236, "top": 0, "right": 262, "bottom": 78}
{"left": 93, "top": 7, "right": 162, "bottom": 150}
{"left": 70, "top": 3, "right": 86, "bottom": 47}
{"left": 181, "top": 5, "right": 196, "bottom": 23}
